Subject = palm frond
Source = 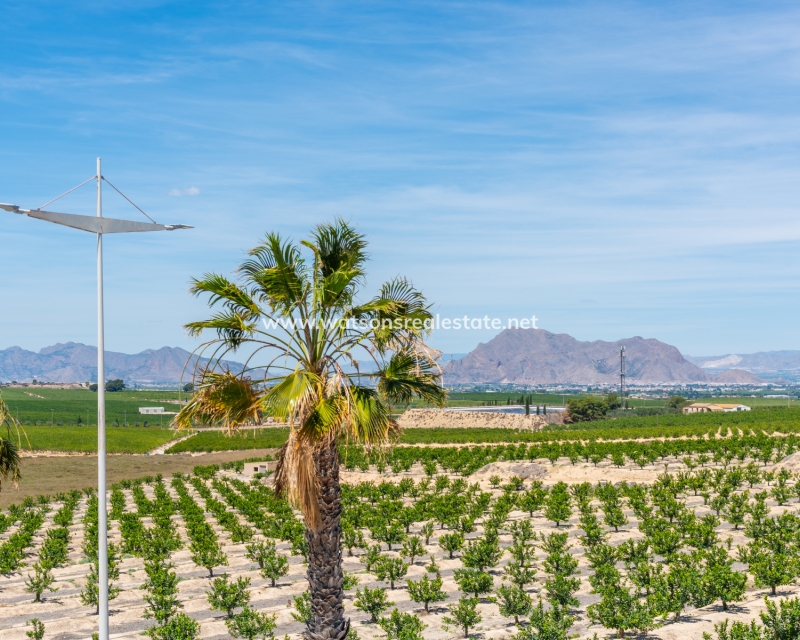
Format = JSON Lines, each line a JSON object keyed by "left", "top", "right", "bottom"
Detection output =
{"left": 377, "top": 351, "right": 446, "bottom": 406}
{"left": 0, "top": 398, "right": 22, "bottom": 489}
{"left": 242, "top": 233, "right": 308, "bottom": 313}
{"left": 261, "top": 369, "right": 321, "bottom": 423}
{"left": 353, "top": 277, "right": 434, "bottom": 350}
{"left": 173, "top": 371, "right": 262, "bottom": 433}
{"left": 189, "top": 274, "right": 261, "bottom": 317}
{"left": 185, "top": 310, "right": 259, "bottom": 346}
{"left": 345, "top": 386, "right": 396, "bottom": 447}
{"left": 311, "top": 218, "right": 367, "bottom": 281}
{"left": 273, "top": 431, "right": 321, "bottom": 530}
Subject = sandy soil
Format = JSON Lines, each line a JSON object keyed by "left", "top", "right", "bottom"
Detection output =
{"left": 397, "top": 409, "right": 562, "bottom": 430}
{"left": 0, "top": 455, "right": 795, "bottom": 639}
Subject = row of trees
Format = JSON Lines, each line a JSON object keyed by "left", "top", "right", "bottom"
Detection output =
{"left": 17, "top": 458, "right": 799, "bottom": 638}
{"left": 341, "top": 433, "right": 800, "bottom": 476}
{"left": 24, "top": 491, "right": 81, "bottom": 603}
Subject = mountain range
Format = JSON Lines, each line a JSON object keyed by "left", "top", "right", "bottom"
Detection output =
{"left": 2, "top": 333, "right": 792, "bottom": 385}
{"left": 685, "top": 351, "right": 800, "bottom": 381}
{"left": 0, "top": 343, "right": 244, "bottom": 385}
{"left": 445, "top": 329, "right": 765, "bottom": 385}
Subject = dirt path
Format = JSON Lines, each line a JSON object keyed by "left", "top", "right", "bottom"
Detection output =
{"left": 149, "top": 433, "right": 196, "bottom": 454}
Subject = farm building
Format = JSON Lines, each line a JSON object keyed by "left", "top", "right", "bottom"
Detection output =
{"left": 682, "top": 402, "right": 751, "bottom": 414}
{"left": 138, "top": 407, "right": 165, "bottom": 414}
{"left": 244, "top": 461, "right": 277, "bottom": 476}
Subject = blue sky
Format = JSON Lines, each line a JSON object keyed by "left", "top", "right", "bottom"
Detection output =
{"left": 2, "top": 1, "right": 800, "bottom": 359}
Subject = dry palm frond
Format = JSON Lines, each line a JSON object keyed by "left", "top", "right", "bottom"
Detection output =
{"left": 0, "top": 398, "right": 22, "bottom": 490}
{"left": 273, "top": 430, "right": 323, "bottom": 530}
{"left": 173, "top": 371, "right": 262, "bottom": 434}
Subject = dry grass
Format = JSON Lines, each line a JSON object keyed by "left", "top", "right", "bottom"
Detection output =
{"left": 0, "top": 449, "right": 275, "bottom": 508}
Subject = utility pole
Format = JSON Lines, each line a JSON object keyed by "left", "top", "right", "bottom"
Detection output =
{"left": 620, "top": 345, "right": 626, "bottom": 409}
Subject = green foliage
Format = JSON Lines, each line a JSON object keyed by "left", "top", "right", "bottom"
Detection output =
{"left": 378, "top": 608, "right": 425, "bottom": 640}
{"left": 514, "top": 599, "right": 575, "bottom": 640}
{"left": 650, "top": 553, "right": 703, "bottom": 622}
{"left": 566, "top": 397, "right": 610, "bottom": 423}
{"left": 226, "top": 606, "right": 277, "bottom": 640}
{"left": 206, "top": 574, "right": 251, "bottom": 618}
{"left": 167, "top": 428, "right": 292, "bottom": 453}
{"left": 105, "top": 379, "right": 126, "bottom": 392}
{"left": 190, "top": 537, "right": 228, "bottom": 577}
{"left": 25, "top": 619, "right": 45, "bottom": 640}
{"left": 703, "top": 597, "right": 800, "bottom": 640}
{"left": 544, "top": 483, "right": 572, "bottom": 527}
{"left": 80, "top": 542, "right": 121, "bottom": 613}
{"left": 245, "top": 540, "right": 289, "bottom": 587}
{"left": 453, "top": 568, "right": 494, "bottom": 599}
{"left": 141, "top": 556, "right": 181, "bottom": 627}
{"left": 667, "top": 396, "right": 688, "bottom": 409}
{"left": 343, "top": 571, "right": 360, "bottom": 591}
{"left": 145, "top": 613, "right": 201, "bottom": 640}
{"left": 354, "top": 585, "right": 392, "bottom": 622}
{"left": 588, "top": 582, "right": 656, "bottom": 638}
{"left": 373, "top": 556, "right": 409, "bottom": 590}
{"left": 25, "top": 562, "right": 57, "bottom": 603}
{"left": 438, "top": 531, "right": 464, "bottom": 559}
{"left": 400, "top": 535, "right": 425, "bottom": 565}
{"left": 342, "top": 525, "right": 367, "bottom": 556}
{"left": 407, "top": 574, "right": 447, "bottom": 612}
{"left": 741, "top": 544, "right": 799, "bottom": 596}
{"left": 504, "top": 559, "right": 537, "bottom": 589}
{"left": 291, "top": 591, "right": 312, "bottom": 624}
{"left": 703, "top": 547, "right": 747, "bottom": 611}
{"left": 540, "top": 532, "right": 580, "bottom": 609}
{"left": 443, "top": 596, "right": 482, "bottom": 638}
{"left": 490, "top": 584, "right": 532, "bottom": 625}
{"left": 461, "top": 537, "right": 502, "bottom": 571}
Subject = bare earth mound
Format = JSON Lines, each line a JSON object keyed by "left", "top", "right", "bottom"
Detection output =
{"left": 397, "top": 408, "right": 562, "bottom": 430}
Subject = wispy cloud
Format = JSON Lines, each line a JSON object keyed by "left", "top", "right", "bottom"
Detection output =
{"left": 168, "top": 187, "right": 200, "bottom": 197}
{"left": 3, "top": 1, "right": 800, "bottom": 356}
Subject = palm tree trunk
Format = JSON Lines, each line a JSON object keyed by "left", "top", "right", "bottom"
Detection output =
{"left": 305, "top": 439, "right": 349, "bottom": 640}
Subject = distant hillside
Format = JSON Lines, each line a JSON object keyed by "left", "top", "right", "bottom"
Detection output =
{"left": 708, "top": 369, "right": 765, "bottom": 384}
{"left": 445, "top": 328, "right": 763, "bottom": 385}
{"left": 686, "top": 351, "right": 800, "bottom": 381}
{"left": 0, "top": 343, "right": 245, "bottom": 385}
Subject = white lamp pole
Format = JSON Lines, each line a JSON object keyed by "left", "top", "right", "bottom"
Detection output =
{"left": 96, "top": 157, "right": 108, "bottom": 640}
{"left": 1, "top": 159, "right": 190, "bottom": 640}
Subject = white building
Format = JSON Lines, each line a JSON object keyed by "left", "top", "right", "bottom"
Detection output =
{"left": 139, "top": 407, "right": 165, "bottom": 415}
{"left": 682, "top": 403, "right": 751, "bottom": 414}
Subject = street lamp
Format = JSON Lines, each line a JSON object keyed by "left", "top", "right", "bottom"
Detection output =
{"left": 1, "top": 158, "right": 191, "bottom": 640}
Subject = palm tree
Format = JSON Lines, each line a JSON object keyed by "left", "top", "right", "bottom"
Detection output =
{"left": 175, "top": 219, "right": 445, "bottom": 640}
{"left": 0, "top": 398, "right": 23, "bottom": 490}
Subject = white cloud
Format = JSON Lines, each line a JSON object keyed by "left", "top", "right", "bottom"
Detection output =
{"left": 168, "top": 187, "right": 200, "bottom": 196}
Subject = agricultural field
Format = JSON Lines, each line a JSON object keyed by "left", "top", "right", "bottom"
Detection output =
{"left": 0, "top": 443, "right": 800, "bottom": 639}
{"left": 10, "top": 425, "right": 179, "bottom": 454}
{"left": 0, "top": 388, "right": 185, "bottom": 427}
{"left": 412, "top": 392, "right": 800, "bottom": 410}
{"left": 166, "top": 406, "right": 800, "bottom": 454}
{"left": 6, "top": 387, "right": 797, "bottom": 428}
{"left": 0, "top": 450, "right": 278, "bottom": 509}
